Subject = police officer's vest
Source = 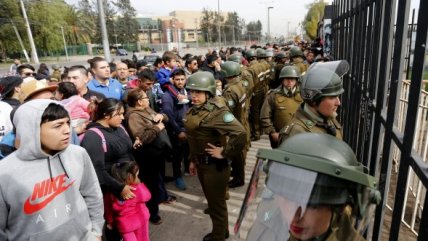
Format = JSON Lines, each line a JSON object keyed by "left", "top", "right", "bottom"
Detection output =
{"left": 280, "top": 105, "right": 343, "bottom": 143}
{"left": 240, "top": 65, "right": 255, "bottom": 97}
{"left": 270, "top": 88, "right": 303, "bottom": 132}
{"left": 247, "top": 60, "right": 264, "bottom": 93}
{"left": 184, "top": 97, "right": 228, "bottom": 157}
{"left": 223, "top": 78, "right": 248, "bottom": 124}
{"left": 258, "top": 59, "right": 272, "bottom": 89}
{"left": 291, "top": 57, "right": 309, "bottom": 74}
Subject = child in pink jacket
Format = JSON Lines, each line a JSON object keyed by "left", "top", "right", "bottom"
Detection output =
{"left": 55, "top": 82, "right": 91, "bottom": 128}
{"left": 105, "top": 161, "right": 151, "bottom": 241}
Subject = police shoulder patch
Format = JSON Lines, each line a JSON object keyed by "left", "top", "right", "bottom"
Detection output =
{"left": 228, "top": 99, "right": 235, "bottom": 107}
{"left": 223, "top": 112, "right": 235, "bottom": 123}
{"left": 305, "top": 120, "right": 314, "bottom": 127}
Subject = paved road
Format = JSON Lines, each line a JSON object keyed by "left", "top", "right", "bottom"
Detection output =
{"left": 149, "top": 136, "right": 270, "bottom": 241}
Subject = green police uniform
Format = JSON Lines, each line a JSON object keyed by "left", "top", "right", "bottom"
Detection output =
{"left": 278, "top": 103, "right": 343, "bottom": 144}
{"left": 222, "top": 76, "right": 249, "bottom": 186}
{"left": 291, "top": 56, "right": 309, "bottom": 74}
{"left": 248, "top": 59, "right": 265, "bottom": 140}
{"left": 278, "top": 60, "right": 349, "bottom": 144}
{"left": 260, "top": 86, "right": 303, "bottom": 147}
{"left": 239, "top": 65, "right": 254, "bottom": 159}
{"left": 271, "top": 62, "right": 285, "bottom": 89}
{"left": 184, "top": 95, "right": 246, "bottom": 241}
{"left": 289, "top": 47, "right": 309, "bottom": 74}
{"left": 241, "top": 65, "right": 255, "bottom": 98}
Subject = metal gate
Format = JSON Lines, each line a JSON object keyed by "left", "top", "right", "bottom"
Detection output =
{"left": 331, "top": 0, "right": 428, "bottom": 240}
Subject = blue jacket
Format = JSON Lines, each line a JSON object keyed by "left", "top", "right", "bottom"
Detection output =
{"left": 156, "top": 67, "right": 173, "bottom": 86}
{"left": 161, "top": 87, "right": 190, "bottom": 136}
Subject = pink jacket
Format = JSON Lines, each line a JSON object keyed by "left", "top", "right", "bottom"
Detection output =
{"left": 105, "top": 183, "right": 151, "bottom": 233}
{"left": 61, "top": 95, "right": 90, "bottom": 120}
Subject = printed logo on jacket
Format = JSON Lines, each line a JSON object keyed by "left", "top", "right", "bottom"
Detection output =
{"left": 24, "top": 174, "right": 75, "bottom": 215}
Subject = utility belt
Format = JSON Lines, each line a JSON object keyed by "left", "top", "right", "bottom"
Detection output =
{"left": 196, "top": 154, "right": 229, "bottom": 171}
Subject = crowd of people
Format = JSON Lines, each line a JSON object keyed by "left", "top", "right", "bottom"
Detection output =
{"left": 0, "top": 40, "right": 380, "bottom": 241}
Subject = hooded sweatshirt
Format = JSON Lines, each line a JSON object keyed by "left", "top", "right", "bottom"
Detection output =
{"left": 0, "top": 99, "right": 104, "bottom": 241}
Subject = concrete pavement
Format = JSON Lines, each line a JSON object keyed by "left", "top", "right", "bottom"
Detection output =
{"left": 149, "top": 136, "right": 270, "bottom": 241}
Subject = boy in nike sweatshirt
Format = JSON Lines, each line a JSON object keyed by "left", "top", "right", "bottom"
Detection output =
{"left": 0, "top": 99, "right": 104, "bottom": 241}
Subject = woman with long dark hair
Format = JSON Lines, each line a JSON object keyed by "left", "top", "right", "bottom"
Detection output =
{"left": 80, "top": 98, "right": 140, "bottom": 241}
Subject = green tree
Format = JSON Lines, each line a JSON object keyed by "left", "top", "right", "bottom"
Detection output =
{"left": 63, "top": 6, "right": 94, "bottom": 45}
{"left": 200, "top": 8, "right": 224, "bottom": 43}
{"left": 223, "top": 12, "right": 244, "bottom": 44}
{"left": 113, "top": 0, "right": 139, "bottom": 46}
{"left": 246, "top": 20, "right": 262, "bottom": 42}
{"left": 24, "top": 0, "right": 70, "bottom": 54}
{"left": 302, "top": 0, "right": 326, "bottom": 40}
{"left": 0, "top": 0, "right": 26, "bottom": 59}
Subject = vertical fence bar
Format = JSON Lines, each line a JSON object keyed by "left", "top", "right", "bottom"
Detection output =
{"left": 367, "top": 0, "right": 397, "bottom": 239}
{"left": 387, "top": 1, "right": 412, "bottom": 241}
{"left": 398, "top": 0, "right": 428, "bottom": 238}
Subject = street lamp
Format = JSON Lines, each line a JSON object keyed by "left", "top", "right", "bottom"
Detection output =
{"left": 267, "top": 6, "right": 274, "bottom": 42}
{"left": 217, "top": 0, "right": 221, "bottom": 48}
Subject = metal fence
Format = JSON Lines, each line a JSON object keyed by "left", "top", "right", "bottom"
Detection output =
{"left": 331, "top": 0, "right": 428, "bottom": 240}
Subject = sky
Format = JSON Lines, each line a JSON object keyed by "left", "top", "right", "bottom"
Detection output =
{"left": 65, "top": 0, "right": 324, "bottom": 37}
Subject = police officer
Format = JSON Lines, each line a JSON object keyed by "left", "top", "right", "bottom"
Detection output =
{"left": 245, "top": 133, "right": 381, "bottom": 241}
{"left": 184, "top": 71, "right": 246, "bottom": 241}
{"left": 289, "top": 46, "right": 309, "bottom": 74}
{"left": 248, "top": 49, "right": 271, "bottom": 141}
{"left": 228, "top": 53, "right": 255, "bottom": 98}
{"left": 271, "top": 51, "right": 290, "bottom": 89}
{"left": 278, "top": 60, "right": 349, "bottom": 144}
{"left": 246, "top": 49, "right": 264, "bottom": 141}
{"left": 260, "top": 66, "right": 303, "bottom": 148}
{"left": 221, "top": 61, "right": 249, "bottom": 188}
{"left": 228, "top": 53, "right": 254, "bottom": 160}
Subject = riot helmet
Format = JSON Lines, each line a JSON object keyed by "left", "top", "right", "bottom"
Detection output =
{"left": 228, "top": 53, "right": 243, "bottom": 64}
{"left": 246, "top": 49, "right": 257, "bottom": 59}
{"left": 256, "top": 48, "right": 267, "bottom": 58}
{"left": 187, "top": 71, "right": 216, "bottom": 96}
{"left": 300, "top": 60, "right": 349, "bottom": 103}
{"left": 243, "top": 133, "right": 380, "bottom": 241}
{"left": 279, "top": 66, "right": 300, "bottom": 79}
{"left": 274, "top": 51, "right": 288, "bottom": 60}
{"left": 220, "top": 61, "right": 241, "bottom": 78}
{"left": 289, "top": 46, "right": 304, "bottom": 59}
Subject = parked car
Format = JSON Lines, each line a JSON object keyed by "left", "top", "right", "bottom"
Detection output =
{"left": 116, "top": 49, "right": 128, "bottom": 56}
{"left": 142, "top": 54, "right": 160, "bottom": 66}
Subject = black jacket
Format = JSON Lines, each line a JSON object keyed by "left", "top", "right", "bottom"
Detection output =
{"left": 80, "top": 122, "right": 133, "bottom": 197}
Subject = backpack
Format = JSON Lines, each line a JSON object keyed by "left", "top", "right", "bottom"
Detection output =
{"left": 79, "top": 126, "right": 128, "bottom": 152}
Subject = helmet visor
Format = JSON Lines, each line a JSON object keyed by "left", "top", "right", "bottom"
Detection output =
{"left": 246, "top": 161, "right": 377, "bottom": 241}
{"left": 307, "top": 60, "right": 350, "bottom": 79}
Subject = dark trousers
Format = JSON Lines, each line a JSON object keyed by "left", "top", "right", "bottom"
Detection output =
{"left": 134, "top": 148, "right": 167, "bottom": 221}
{"left": 230, "top": 151, "right": 246, "bottom": 183}
{"left": 197, "top": 163, "right": 230, "bottom": 241}
{"left": 170, "top": 136, "right": 190, "bottom": 178}
{"left": 250, "top": 89, "right": 266, "bottom": 139}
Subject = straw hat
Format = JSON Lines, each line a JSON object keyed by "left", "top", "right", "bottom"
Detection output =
{"left": 20, "top": 78, "right": 57, "bottom": 102}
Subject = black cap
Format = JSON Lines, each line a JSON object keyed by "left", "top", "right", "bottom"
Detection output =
{"left": 0, "top": 76, "right": 23, "bottom": 99}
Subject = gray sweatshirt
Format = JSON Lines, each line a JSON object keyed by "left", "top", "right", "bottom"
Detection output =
{"left": 0, "top": 99, "right": 104, "bottom": 241}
